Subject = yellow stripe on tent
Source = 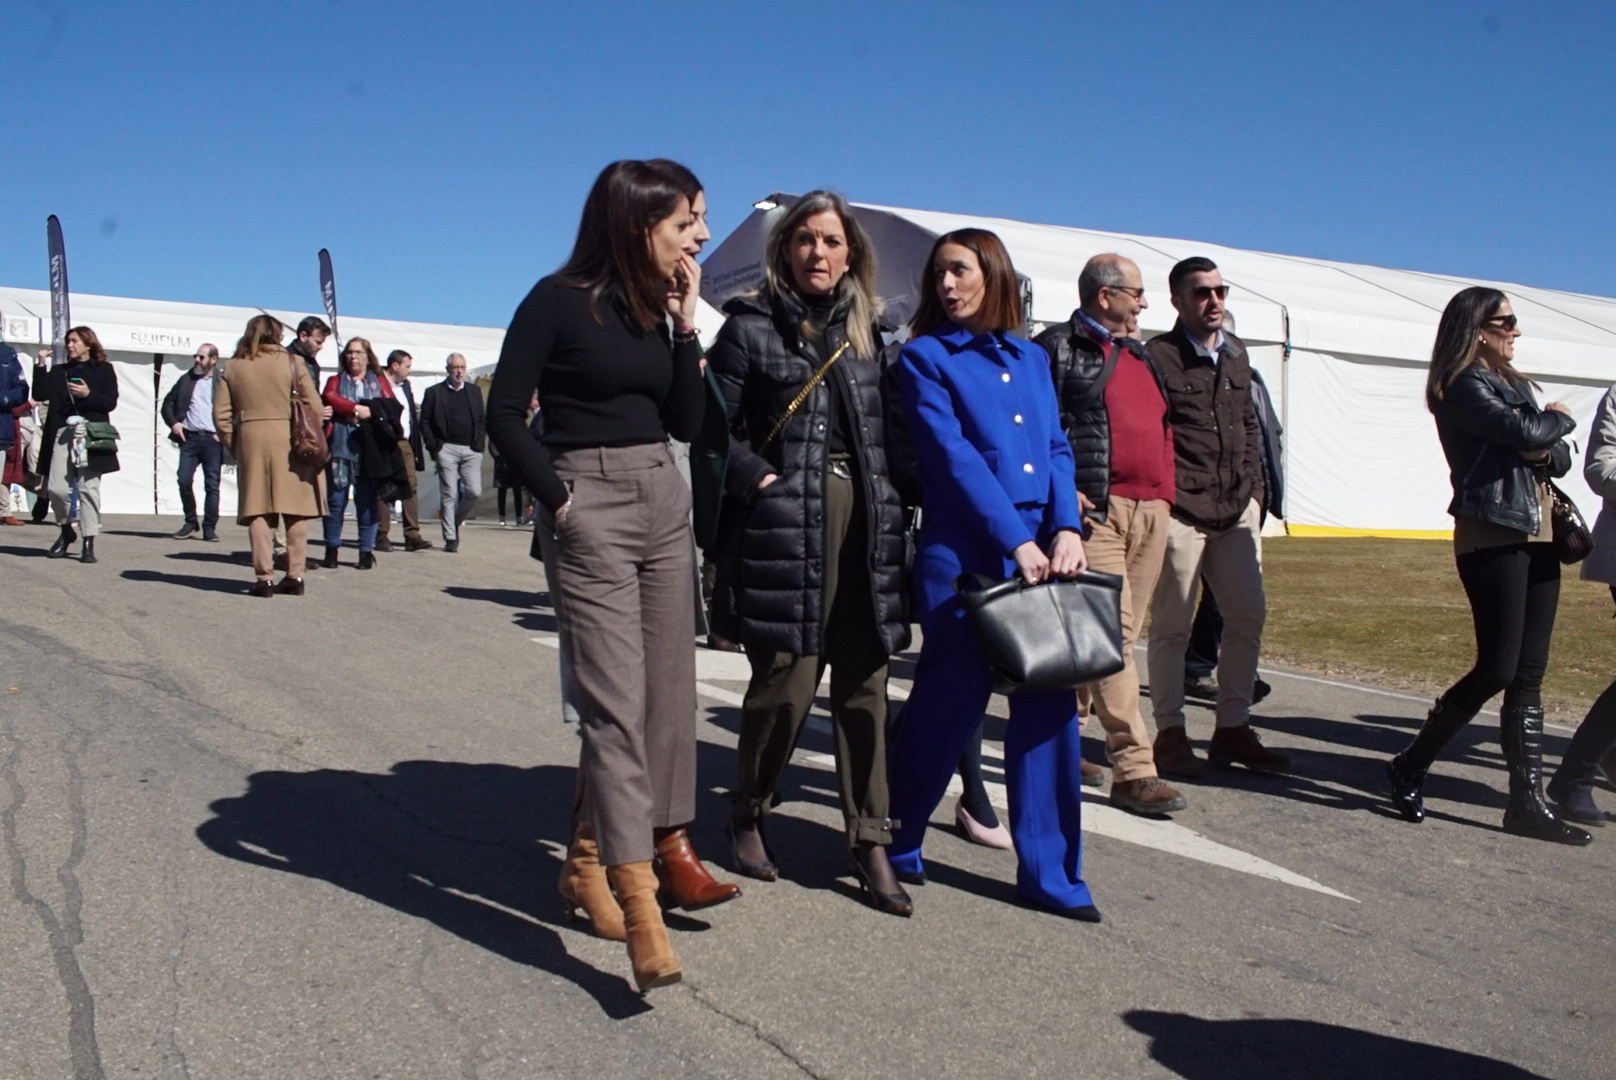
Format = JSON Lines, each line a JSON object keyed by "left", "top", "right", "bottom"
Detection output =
{"left": 1285, "top": 524, "right": 1453, "bottom": 540}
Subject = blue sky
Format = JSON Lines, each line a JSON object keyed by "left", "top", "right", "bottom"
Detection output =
{"left": 4, "top": 1, "right": 1613, "bottom": 328}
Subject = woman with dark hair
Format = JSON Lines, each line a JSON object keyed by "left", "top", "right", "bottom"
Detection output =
{"left": 1386, "top": 287, "right": 1590, "bottom": 845}
{"left": 707, "top": 191, "right": 912, "bottom": 915}
{"left": 486, "top": 159, "right": 736, "bottom": 992}
{"left": 34, "top": 326, "right": 118, "bottom": 562}
{"left": 215, "top": 314, "right": 325, "bottom": 595}
{"left": 886, "top": 229, "right": 1100, "bottom": 919}
{"left": 321, "top": 337, "right": 391, "bottom": 569}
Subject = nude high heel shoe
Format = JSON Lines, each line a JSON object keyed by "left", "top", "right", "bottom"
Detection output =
{"left": 606, "top": 862, "right": 682, "bottom": 991}
{"left": 557, "top": 823, "right": 626, "bottom": 941}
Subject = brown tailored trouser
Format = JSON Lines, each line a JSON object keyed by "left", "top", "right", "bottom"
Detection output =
{"left": 1077, "top": 495, "right": 1171, "bottom": 781}
{"left": 736, "top": 467, "right": 893, "bottom": 847}
{"left": 536, "top": 443, "right": 697, "bottom": 867}
{"left": 376, "top": 439, "right": 423, "bottom": 543}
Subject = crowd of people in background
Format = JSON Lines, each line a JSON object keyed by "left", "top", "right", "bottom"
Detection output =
{"left": 5, "top": 157, "right": 1616, "bottom": 995}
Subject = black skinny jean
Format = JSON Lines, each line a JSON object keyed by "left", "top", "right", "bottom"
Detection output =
{"left": 1444, "top": 542, "right": 1560, "bottom": 714}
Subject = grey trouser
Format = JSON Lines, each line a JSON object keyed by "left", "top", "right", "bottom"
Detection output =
{"left": 536, "top": 442, "right": 697, "bottom": 866}
{"left": 436, "top": 443, "right": 483, "bottom": 542}
{"left": 47, "top": 425, "right": 103, "bottom": 537}
{"left": 736, "top": 467, "right": 892, "bottom": 846}
{"left": 1148, "top": 498, "right": 1267, "bottom": 730}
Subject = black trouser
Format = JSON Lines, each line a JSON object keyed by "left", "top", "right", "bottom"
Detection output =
{"left": 1553, "top": 679, "right": 1616, "bottom": 787}
{"left": 1185, "top": 584, "right": 1222, "bottom": 679}
{"left": 497, "top": 484, "right": 525, "bottom": 520}
{"left": 1444, "top": 542, "right": 1560, "bottom": 714}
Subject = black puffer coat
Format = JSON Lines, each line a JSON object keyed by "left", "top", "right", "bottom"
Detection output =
{"left": 1434, "top": 364, "right": 1574, "bottom": 533}
{"left": 1036, "top": 312, "right": 1168, "bottom": 526}
{"left": 706, "top": 289, "right": 910, "bottom": 657}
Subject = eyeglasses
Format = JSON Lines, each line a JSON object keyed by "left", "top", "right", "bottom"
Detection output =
{"left": 1103, "top": 285, "right": 1145, "bottom": 300}
{"left": 192, "top": 354, "right": 210, "bottom": 360}
{"left": 1189, "top": 285, "right": 1231, "bottom": 301}
{"left": 1484, "top": 315, "right": 1519, "bottom": 331}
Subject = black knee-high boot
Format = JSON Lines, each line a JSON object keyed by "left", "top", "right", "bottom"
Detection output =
{"left": 1547, "top": 681, "right": 1616, "bottom": 825}
{"left": 1387, "top": 697, "right": 1476, "bottom": 822}
{"left": 1501, "top": 704, "right": 1592, "bottom": 845}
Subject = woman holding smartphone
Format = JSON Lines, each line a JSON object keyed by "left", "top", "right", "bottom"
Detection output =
{"left": 34, "top": 326, "right": 119, "bottom": 563}
{"left": 887, "top": 229, "right": 1099, "bottom": 920}
{"left": 487, "top": 159, "right": 736, "bottom": 992}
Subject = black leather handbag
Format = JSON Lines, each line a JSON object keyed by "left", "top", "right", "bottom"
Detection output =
{"left": 955, "top": 571, "right": 1126, "bottom": 692}
{"left": 1547, "top": 481, "right": 1593, "bottom": 565}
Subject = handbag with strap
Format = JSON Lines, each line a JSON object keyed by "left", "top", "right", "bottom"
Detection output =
{"left": 83, "top": 421, "right": 119, "bottom": 453}
{"left": 1547, "top": 480, "right": 1593, "bottom": 565}
{"left": 954, "top": 570, "right": 1126, "bottom": 692}
{"left": 288, "top": 353, "right": 330, "bottom": 468}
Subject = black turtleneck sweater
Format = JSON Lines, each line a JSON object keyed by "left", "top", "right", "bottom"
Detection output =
{"left": 487, "top": 275, "right": 704, "bottom": 511}
{"left": 803, "top": 292, "right": 853, "bottom": 455}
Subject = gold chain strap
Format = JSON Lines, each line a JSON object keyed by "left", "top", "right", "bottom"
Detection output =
{"left": 758, "top": 341, "right": 851, "bottom": 452}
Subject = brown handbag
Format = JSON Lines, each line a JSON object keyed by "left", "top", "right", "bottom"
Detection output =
{"left": 288, "top": 353, "right": 330, "bottom": 468}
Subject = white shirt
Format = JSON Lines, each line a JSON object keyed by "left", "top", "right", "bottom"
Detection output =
{"left": 1188, "top": 329, "right": 1225, "bottom": 368}
{"left": 388, "top": 375, "right": 412, "bottom": 441}
{"left": 184, "top": 370, "right": 217, "bottom": 432}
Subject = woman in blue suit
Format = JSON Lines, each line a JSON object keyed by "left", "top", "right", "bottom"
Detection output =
{"left": 887, "top": 228, "right": 1100, "bottom": 921}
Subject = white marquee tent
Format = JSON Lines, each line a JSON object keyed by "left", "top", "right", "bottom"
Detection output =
{"left": 699, "top": 198, "right": 1616, "bottom": 537}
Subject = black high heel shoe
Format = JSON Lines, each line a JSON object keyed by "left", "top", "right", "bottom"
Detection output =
{"left": 727, "top": 809, "right": 778, "bottom": 881}
{"left": 848, "top": 845, "right": 912, "bottom": 918}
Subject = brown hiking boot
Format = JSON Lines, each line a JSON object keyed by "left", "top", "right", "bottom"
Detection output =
{"left": 1110, "top": 776, "right": 1188, "bottom": 815}
{"left": 1080, "top": 759, "right": 1106, "bottom": 788}
{"left": 1153, "top": 725, "right": 1204, "bottom": 779}
{"left": 1209, "top": 724, "right": 1291, "bottom": 774}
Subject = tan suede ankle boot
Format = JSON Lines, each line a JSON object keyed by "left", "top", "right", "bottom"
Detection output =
{"left": 558, "top": 824, "right": 626, "bottom": 941}
{"left": 606, "top": 861, "right": 682, "bottom": 991}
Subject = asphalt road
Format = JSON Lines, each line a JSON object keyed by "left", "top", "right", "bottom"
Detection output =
{"left": 2, "top": 516, "right": 1612, "bottom": 1080}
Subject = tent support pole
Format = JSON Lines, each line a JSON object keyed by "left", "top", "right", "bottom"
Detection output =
{"left": 153, "top": 354, "right": 163, "bottom": 514}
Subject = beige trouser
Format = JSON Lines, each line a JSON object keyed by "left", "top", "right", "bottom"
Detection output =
{"left": 1148, "top": 498, "right": 1266, "bottom": 731}
{"left": 535, "top": 442, "right": 697, "bottom": 866}
{"left": 1077, "top": 496, "right": 1171, "bottom": 781}
{"left": 376, "top": 439, "right": 423, "bottom": 542}
{"left": 47, "top": 426, "right": 103, "bottom": 537}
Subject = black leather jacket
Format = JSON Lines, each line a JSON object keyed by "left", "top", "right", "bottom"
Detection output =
{"left": 705, "top": 288, "right": 910, "bottom": 657}
{"left": 1035, "top": 312, "right": 1168, "bottom": 526}
{"left": 1433, "top": 365, "right": 1574, "bottom": 533}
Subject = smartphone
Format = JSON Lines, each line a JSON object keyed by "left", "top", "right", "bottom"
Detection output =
{"left": 68, "top": 377, "right": 86, "bottom": 386}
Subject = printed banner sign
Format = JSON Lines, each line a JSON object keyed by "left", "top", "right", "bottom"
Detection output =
{"left": 319, "top": 248, "right": 338, "bottom": 341}
{"left": 47, "top": 215, "right": 69, "bottom": 365}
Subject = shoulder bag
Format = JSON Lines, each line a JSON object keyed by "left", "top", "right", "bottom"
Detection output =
{"left": 288, "top": 354, "right": 330, "bottom": 468}
{"left": 954, "top": 570, "right": 1126, "bottom": 692}
{"left": 1547, "top": 480, "right": 1592, "bottom": 564}
{"left": 84, "top": 421, "right": 119, "bottom": 452}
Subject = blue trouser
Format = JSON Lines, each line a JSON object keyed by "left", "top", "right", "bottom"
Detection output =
{"left": 887, "top": 511, "right": 1093, "bottom": 912}
{"left": 176, "top": 432, "right": 223, "bottom": 530}
{"left": 323, "top": 461, "right": 378, "bottom": 552}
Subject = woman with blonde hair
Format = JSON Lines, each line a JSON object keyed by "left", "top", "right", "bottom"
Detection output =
{"left": 215, "top": 314, "right": 325, "bottom": 595}
{"left": 320, "top": 337, "right": 392, "bottom": 568}
{"left": 707, "top": 191, "right": 914, "bottom": 915}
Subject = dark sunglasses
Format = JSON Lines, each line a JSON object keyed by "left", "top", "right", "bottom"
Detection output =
{"left": 1190, "top": 284, "right": 1231, "bottom": 301}
{"left": 1485, "top": 314, "right": 1519, "bottom": 331}
{"left": 1103, "top": 285, "right": 1146, "bottom": 300}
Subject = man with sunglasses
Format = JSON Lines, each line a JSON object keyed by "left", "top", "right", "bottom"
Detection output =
{"left": 160, "top": 343, "right": 224, "bottom": 541}
{"left": 1144, "top": 257, "right": 1288, "bottom": 778}
{"left": 1038, "top": 254, "right": 1188, "bottom": 816}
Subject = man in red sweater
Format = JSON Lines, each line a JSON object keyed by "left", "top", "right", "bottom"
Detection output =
{"left": 1038, "top": 255, "right": 1187, "bottom": 816}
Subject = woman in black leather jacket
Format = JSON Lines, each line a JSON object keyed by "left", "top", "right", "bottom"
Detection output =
{"left": 707, "top": 191, "right": 913, "bottom": 914}
{"left": 1387, "top": 286, "right": 1589, "bottom": 845}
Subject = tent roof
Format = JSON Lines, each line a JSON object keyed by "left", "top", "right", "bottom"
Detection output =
{"left": 703, "top": 199, "right": 1616, "bottom": 382}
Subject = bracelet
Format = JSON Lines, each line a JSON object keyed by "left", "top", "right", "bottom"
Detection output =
{"left": 672, "top": 325, "right": 699, "bottom": 343}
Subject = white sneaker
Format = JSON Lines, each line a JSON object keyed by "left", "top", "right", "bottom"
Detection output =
{"left": 498, "top": 519, "right": 508, "bottom": 528}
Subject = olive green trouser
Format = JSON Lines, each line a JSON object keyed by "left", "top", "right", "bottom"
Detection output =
{"left": 736, "top": 467, "right": 894, "bottom": 847}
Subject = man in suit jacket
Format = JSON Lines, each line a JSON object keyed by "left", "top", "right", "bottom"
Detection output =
{"left": 420, "top": 352, "right": 485, "bottom": 552}
{"left": 375, "top": 350, "right": 433, "bottom": 551}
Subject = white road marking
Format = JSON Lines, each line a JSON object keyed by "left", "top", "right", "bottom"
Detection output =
{"left": 528, "top": 634, "right": 1358, "bottom": 901}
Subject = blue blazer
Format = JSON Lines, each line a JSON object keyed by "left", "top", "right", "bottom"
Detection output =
{"left": 897, "top": 323, "right": 1081, "bottom": 618}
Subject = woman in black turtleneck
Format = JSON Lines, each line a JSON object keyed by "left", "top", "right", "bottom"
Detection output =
{"left": 707, "top": 191, "right": 914, "bottom": 916}
{"left": 486, "top": 159, "right": 738, "bottom": 993}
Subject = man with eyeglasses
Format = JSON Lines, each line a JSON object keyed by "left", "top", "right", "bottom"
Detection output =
{"left": 1038, "top": 254, "right": 1188, "bottom": 816}
{"left": 420, "top": 352, "right": 485, "bottom": 553}
{"left": 160, "top": 343, "right": 224, "bottom": 540}
{"left": 1144, "top": 256, "right": 1288, "bottom": 778}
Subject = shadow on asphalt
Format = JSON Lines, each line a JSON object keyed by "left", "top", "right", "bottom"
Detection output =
{"left": 196, "top": 760, "right": 655, "bottom": 1017}
{"left": 122, "top": 568, "right": 249, "bottom": 594}
{"left": 166, "top": 549, "right": 251, "bottom": 565}
{"left": 1123, "top": 1010, "right": 1551, "bottom": 1079}
{"left": 442, "top": 585, "right": 559, "bottom": 633}
{"left": 0, "top": 544, "right": 50, "bottom": 558}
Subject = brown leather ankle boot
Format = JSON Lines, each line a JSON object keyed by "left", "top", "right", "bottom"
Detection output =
{"left": 654, "top": 827, "right": 741, "bottom": 910}
{"left": 557, "top": 824, "right": 625, "bottom": 941}
{"left": 606, "top": 862, "right": 682, "bottom": 991}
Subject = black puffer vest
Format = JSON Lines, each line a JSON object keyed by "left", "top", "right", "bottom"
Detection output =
{"left": 706, "top": 289, "right": 910, "bottom": 657}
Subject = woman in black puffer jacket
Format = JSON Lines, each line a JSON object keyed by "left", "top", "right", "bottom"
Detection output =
{"left": 1387, "top": 286, "right": 1589, "bottom": 845}
{"left": 707, "top": 191, "right": 913, "bottom": 915}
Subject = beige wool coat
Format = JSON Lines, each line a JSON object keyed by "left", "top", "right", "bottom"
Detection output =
{"left": 215, "top": 346, "right": 326, "bottom": 522}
